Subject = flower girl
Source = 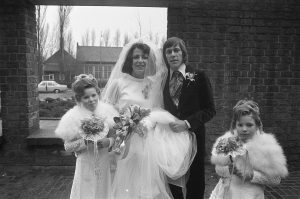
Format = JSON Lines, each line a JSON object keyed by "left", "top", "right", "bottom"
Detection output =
{"left": 209, "top": 100, "right": 288, "bottom": 199}
{"left": 55, "top": 74, "right": 118, "bottom": 199}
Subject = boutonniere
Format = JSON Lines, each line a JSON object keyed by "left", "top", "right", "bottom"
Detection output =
{"left": 186, "top": 72, "right": 197, "bottom": 86}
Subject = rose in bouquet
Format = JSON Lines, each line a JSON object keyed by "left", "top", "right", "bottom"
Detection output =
{"left": 111, "top": 105, "right": 151, "bottom": 154}
{"left": 80, "top": 115, "right": 109, "bottom": 143}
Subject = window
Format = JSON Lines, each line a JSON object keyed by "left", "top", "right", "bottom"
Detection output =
{"left": 48, "top": 82, "right": 55, "bottom": 87}
{"left": 85, "top": 65, "right": 95, "bottom": 77}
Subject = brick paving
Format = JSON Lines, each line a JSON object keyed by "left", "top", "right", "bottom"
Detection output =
{"left": 0, "top": 165, "right": 299, "bottom": 199}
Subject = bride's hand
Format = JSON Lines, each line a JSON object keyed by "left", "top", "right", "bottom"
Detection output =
{"left": 169, "top": 120, "right": 188, "bottom": 132}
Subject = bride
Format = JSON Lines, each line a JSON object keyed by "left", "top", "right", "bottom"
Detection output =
{"left": 102, "top": 39, "right": 197, "bottom": 199}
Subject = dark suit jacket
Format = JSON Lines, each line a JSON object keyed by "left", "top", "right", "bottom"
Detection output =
{"left": 163, "top": 65, "right": 216, "bottom": 135}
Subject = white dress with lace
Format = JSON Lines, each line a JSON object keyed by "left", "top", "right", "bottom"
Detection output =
{"left": 55, "top": 102, "right": 118, "bottom": 199}
{"left": 108, "top": 74, "right": 197, "bottom": 199}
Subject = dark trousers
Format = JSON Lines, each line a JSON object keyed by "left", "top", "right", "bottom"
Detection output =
{"left": 170, "top": 153, "right": 205, "bottom": 199}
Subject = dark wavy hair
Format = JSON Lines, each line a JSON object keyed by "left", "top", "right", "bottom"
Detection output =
{"left": 162, "top": 37, "right": 188, "bottom": 68}
{"left": 230, "top": 99, "right": 263, "bottom": 132}
{"left": 122, "top": 43, "right": 150, "bottom": 74}
{"left": 72, "top": 75, "right": 100, "bottom": 102}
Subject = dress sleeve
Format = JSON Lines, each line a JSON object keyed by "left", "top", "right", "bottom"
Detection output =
{"left": 64, "top": 138, "right": 87, "bottom": 153}
{"left": 251, "top": 170, "right": 281, "bottom": 185}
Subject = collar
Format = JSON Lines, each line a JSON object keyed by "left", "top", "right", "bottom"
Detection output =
{"left": 170, "top": 64, "right": 186, "bottom": 79}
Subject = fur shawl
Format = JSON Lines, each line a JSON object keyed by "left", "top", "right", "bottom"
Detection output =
{"left": 55, "top": 101, "right": 118, "bottom": 141}
{"left": 211, "top": 131, "right": 288, "bottom": 178}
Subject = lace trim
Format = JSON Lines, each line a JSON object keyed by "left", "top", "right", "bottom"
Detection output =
{"left": 64, "top": 138, "right": 86, "bottom": 153}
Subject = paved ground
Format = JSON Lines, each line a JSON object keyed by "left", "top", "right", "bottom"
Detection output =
{"left": 0, "top": 165, "right": 299, "bottom": 199}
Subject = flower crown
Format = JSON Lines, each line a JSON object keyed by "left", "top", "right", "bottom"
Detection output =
{"left": 74, "top": 74, "right": 96, "bottom": 82}
{"left": 233, "top": 99, "right": 260, "bottom": 116}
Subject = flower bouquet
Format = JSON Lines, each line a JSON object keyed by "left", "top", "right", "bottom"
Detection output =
{"left": 111, "top": 104, "right": 151, "bottom": 154}
{"left": 215, "top": 136, "right": 245, "bottom": 158}
{"left": 79, "top": 115, "right": 109, "bottom": 143}
{"left": 214, "top": 136, "right": 250, "bottom": 196}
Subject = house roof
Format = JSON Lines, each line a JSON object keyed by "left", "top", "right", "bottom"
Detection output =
{"left": 43, "top": 63, "right": 60, "bottom": 72}
{"left": 76, "top": 46, "right": 122, "bottom": 63}
{"left": 44, "top": 49, "right": 76, "bottom": 64}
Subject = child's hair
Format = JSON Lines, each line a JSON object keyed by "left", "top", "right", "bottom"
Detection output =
{"left": 230, "top": 99, "right": 263, "bottom": 132}
{"left": 72, "top": 74, "right": 100, "bottom": 102}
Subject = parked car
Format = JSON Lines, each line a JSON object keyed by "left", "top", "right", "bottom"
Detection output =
{"left": 38, "top": 81, "right": 68, "bottom": 93}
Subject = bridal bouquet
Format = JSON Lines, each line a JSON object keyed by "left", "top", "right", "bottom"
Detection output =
{"left": 79, "top": 116, "right": 109, "bottom": 142}
{"left": 112, "top": 104, "right": 151, "bottom": 153}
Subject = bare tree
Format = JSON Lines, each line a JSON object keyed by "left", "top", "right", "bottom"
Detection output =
{"left": 136, "top": 11, "right": 142, "bottom": 37}
{"left": 154, "top": 33, "right": 160, "bottom": 45}
{"left": 123, "top": 33, "right": 130, "bottom": 46}
{"left": 46, "top": 26, "right": 59, "bottom": 58}
{"left": 113, "top": 29, "right": 121, "bottom": 47}
{"left": 36, "top": 5, "right": 49, "bottom": 81}
{"left": 66, "top": 30, "right": 74, "bottom": 57}
{"left": 81, "top": 29, "right": 90, "bottom": 46}
{"left": 148, "top": 31, "right": 154, "bottom": 42}
{"left": 160, "top": 35, "right": 167, "bottom": 48}
{"left": 91, "top": 29, "right": 96, "bottom": 46}
{"left": 133, "top": 31, "right": 139, "bottom": 39}
{"left": 99, "top": 31, "right": 104, "bottom": 46}
{"left": 102, "top": 29, "right": 110, "bottom": 47}
{"left": 58, "top": 6, "right": 73, "bottom": 81}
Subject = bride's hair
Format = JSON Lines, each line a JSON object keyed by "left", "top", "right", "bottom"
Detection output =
{"left": 122, "top": 43, "right": 150, "bottom": 74}
{"left": 72, "top": 74, "right": 100, "bottom": 102}
{"left": 230, "top": 99, "right": 263, "bottom": 132}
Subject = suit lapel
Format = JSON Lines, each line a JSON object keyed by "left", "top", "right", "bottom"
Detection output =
{"left": 178, "top": 65, "right": 195, "bottom": 109}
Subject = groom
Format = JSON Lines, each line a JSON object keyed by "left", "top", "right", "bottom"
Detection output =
{"left": 163, "top": 37, "right": 216, "bottom": 199}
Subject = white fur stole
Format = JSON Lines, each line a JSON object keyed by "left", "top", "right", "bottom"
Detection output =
{"left": 55, "top": 101, "right": 118, "bottom": 142}
{"left": 211, "top": 131, "right": 288, "bottom": 178}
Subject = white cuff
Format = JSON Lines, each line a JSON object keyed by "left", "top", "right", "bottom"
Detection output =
{"left": 184, "top": 120, "right": 191, "bottom": 129}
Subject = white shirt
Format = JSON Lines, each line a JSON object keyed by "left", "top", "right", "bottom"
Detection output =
{"left": 170, "top": 63, "right": 186, "bottom": 80}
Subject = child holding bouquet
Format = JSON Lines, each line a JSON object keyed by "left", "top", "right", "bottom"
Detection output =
{"left": 55, "top": 74, "right": 118, "bottom": 199}
{"left": 209, "top": 100, "right": 288, "bottom": 199}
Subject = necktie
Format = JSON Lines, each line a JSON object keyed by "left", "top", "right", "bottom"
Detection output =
{"left": 169, "top": 71, "right": 184, "bottom": 107}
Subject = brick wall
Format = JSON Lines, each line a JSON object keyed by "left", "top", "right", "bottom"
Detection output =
{"left": 0, "top": 0, "right": 40, "bottom": 164}
{"left": 168, "top": 0, "right": 300, "bottom": 168}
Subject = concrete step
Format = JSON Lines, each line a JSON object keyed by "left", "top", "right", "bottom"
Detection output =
{"left": 26, "top": 119, "right": 63, "bottom": 146}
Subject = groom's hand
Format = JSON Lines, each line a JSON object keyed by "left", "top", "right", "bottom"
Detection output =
{"left": 169, "top": 120, "right": 188, "bottom": 132}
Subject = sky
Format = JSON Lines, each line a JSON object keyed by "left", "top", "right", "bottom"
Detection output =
{"left": 43, "top": 6, "right": 167, "bottom": 56}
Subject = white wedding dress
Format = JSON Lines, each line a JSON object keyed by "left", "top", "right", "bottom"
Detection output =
{"left": 106, "top": 74, "right": 197, "bottom": 199}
